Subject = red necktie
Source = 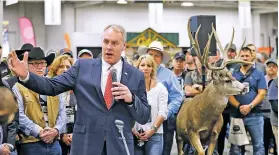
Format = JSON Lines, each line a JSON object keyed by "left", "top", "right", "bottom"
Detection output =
{"left": 104, "top": 70, "right": 113, "bottom": 109}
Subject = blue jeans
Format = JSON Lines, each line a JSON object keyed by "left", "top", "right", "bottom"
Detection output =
{"left": 21, "top": 140, "right": 62, "bottom": 155}
{"left": 230, "top": 114, "right": 265, "bottom": 155}
{"left": 134, "top": 134, "right": 163, "bottom": 155}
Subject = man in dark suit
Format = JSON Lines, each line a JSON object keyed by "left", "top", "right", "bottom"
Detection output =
{"left": 8, "top": 24, "right": 150, "bottom": 155}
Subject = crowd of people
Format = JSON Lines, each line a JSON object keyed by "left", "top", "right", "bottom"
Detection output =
{"left": 0, "top": 24, "right": 276, "bottom": 155}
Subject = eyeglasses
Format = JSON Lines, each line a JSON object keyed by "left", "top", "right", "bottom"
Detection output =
{"left": 28, "top": 62, "right": 47, "bottom": 67}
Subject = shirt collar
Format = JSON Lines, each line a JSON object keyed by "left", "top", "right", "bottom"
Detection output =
{"left": 102, "top": 57, "right": 122, "bottom": 71}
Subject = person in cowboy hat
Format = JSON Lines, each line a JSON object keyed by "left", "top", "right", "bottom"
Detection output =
{"left": 12, "top": 47, "right": 65, "bottom": 155}
{"left": 59, "top": 48, "right": 73, "bottom": 58}
{"left": 138, "top": 40, "right": 183, "bottom": 155}
{"left": 15, "top": 43, "right": 34, "bottom": 60}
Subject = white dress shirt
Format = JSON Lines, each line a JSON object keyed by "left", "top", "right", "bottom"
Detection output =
{"left": 101, "top": 58, "right": 123, "bottom": 95}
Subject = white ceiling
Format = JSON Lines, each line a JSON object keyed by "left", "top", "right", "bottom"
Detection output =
{"left": 13, "top": 0, "right": 279, "bottom": 12}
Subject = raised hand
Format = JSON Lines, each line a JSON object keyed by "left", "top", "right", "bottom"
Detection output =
{"left": 8, "top": 51, "right": 29, "bottom": 79}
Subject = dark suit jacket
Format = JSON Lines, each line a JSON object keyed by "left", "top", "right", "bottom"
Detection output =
{"left": 20, "top": 58, "right": 150, "bottom": 155}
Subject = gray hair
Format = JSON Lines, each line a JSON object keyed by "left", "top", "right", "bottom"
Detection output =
{"left": 103, "top": 24, "right": 127, "bottom": 43}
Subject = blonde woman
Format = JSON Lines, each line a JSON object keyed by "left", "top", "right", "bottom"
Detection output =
{"left": 133, "top": 54, "right": 168, "bottom": 155}
{"left": 48, "top": 55, "right": 75, "bottom": 155}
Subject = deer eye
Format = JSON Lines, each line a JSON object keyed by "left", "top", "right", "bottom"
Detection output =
{"left": 225, "top": 80, "right": 231, "bottom": 83}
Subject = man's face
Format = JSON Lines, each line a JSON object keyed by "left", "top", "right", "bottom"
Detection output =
{"left": 247, "top": 45, "right": 256, "bottom": 60}
{"left": 227, "top": 49, "right": 236, "bottom": 59}
{"left": 28, "top": 60, "right": 47, "bottom": 76}
{"left": 148, "top": 49, "right": 162, "bottom": 65}
{"left": 266, "top": 63, "right": 278, "bottom": 77}
{"left": 186, "top": 52, "right": 194, "bottom": 64}
{"left": 239, "top": 50, "right": 253, "bottom": 66}
{"left": 173, "top": 58, "right": 185, "bottom": 70}
{"left": 102, "top": 28, "right": 126, "bottom": 65}
{"left": 79, "top": 53, "right": 93, "bottom": 59}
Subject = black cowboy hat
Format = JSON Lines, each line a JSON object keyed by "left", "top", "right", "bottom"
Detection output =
{"left": 15, "top": 43, "right": 34, "bottom": 56}
{"left": 27, "top": 47, "right": 55, "bottom": 67}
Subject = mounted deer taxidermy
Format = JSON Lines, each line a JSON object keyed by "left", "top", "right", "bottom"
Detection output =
{"left": 176, "top": 18, "right": 253, "bottom": 155}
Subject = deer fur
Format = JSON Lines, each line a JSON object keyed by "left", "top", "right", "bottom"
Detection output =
{"left": 176, "top": 18, "right": 251, "bottom": 155}
{"left": 176, "top": 69, "right": 245, "bottom": 155}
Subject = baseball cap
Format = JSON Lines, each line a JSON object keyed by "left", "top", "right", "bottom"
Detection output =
{"left": 174, "top": 52, "right": 185, "bottom": 61}
{"left": 225, "top": 43, "right": 237, "bottom": 51}
{"left": 266, "top": 58, "right": 278, "bottom": 66}
{"left": 60, "top": 48, "right": 73, "bottom": 58}
{"left": 78, "top": 49, "right": 92, "bottom": 58}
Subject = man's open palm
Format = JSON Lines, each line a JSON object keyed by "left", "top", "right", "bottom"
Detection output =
{"left": 8, "top": 51, "right": 29, "bottom": 79}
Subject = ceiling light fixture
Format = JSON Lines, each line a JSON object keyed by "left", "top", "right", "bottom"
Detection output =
{"left": 181, "top": 2, "right": 194, "bottom": 7}
{"left": 117, "top": 0, "right": 128, "bottom": 4}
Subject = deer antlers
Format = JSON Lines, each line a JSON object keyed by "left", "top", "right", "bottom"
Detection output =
{"left": 187, "top": 18, "right": 252, "bottom": 71}
{"left": 187, "top": 18, "right": 213, "bottom": 67}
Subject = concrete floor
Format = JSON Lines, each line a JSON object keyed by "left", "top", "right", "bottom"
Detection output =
{"left": 170, "top": 133, "right": 273, "bottom": 155}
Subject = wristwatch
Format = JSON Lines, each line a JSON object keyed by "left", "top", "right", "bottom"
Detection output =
{"left": 250, "top": 104, "right": 254, "bottom": 109}
{"left": 151, "top": 125, "right": 158, "bottom": 132}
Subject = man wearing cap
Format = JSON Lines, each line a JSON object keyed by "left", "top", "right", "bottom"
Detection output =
{"left": 268, "top": 75, "right": 278, "bottom": 152}
{"left": 60, "top": 48, "right": 73, "bottom": 58}
{"left": 13, "top": 47, "right": 65, "bottom": 155}
{"left": 78, "top": 49, "right": 93, "bottom": 59}
{"left": 139, "top": 41, "right": 182, "bottom": 155}
{"left": 261, "top": 58, "right": 278, "bottom": 154}
{"left": 223, "top": 43, "right": 241, "bottom": 72}
{"left": 172, "top": 52, "right": 187, "bottom": 90}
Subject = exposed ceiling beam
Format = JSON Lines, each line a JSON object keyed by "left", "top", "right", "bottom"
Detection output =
{"left": 74, "top": 1, "right": 103, "bottom": 8}
{"left": 252, "top": 8, "right": 278, "bottom": 14}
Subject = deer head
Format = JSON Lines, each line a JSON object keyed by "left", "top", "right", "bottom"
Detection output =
{"left": 187, "top": 18, "right": 252, "bottom": 96}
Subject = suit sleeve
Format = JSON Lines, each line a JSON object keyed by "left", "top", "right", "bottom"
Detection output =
{"left": 19, "top": 60, "right": 80, "bottom": 96}
{"left": 127, "top": 72, "right": 150, "bottom": 124}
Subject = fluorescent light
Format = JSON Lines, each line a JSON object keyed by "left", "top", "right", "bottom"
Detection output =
{"left": 181, "top": 2, "right": 194, "bottom": 7}
{"left": 117, "top": 0, "right": 128, "bottom": 4}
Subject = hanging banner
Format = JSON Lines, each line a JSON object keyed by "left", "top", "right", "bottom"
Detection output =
{"left": 45, "top": 0, "right": 61, "bottom": 25}
{"left": 18, "top": 17, "right": 36, "bottom": 47}
{"left": 238, "top": 0, "right": 252, "bottom": 29}
{"left": 2, "top": 21, "right": 10, "bottom": 58}
{"left": 148, "top": 3, "right": 163, "bottom": 29}
{"left": 6, "top": 0, "right": 18, "bottom": 6}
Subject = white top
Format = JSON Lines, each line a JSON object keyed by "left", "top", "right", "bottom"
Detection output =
{"left": 134, "top": 82, "right": 168, "bottom": 134}
{"left": 101, "top": 58, "right": 123, "bottom": 95}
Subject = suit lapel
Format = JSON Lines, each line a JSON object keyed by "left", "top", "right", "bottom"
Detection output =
{"left": 91, "top": 59, "right": 106, "bottom": 109}
{"left": 120, "top": 60, "right": 131, "bottom": 86}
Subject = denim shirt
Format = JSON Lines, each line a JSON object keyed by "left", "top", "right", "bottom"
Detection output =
{"left": 13, "top": 85, "right": 66, "bottom": 138}
{"left": 156, "top": 65, "right": 183, "bottom": 118}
